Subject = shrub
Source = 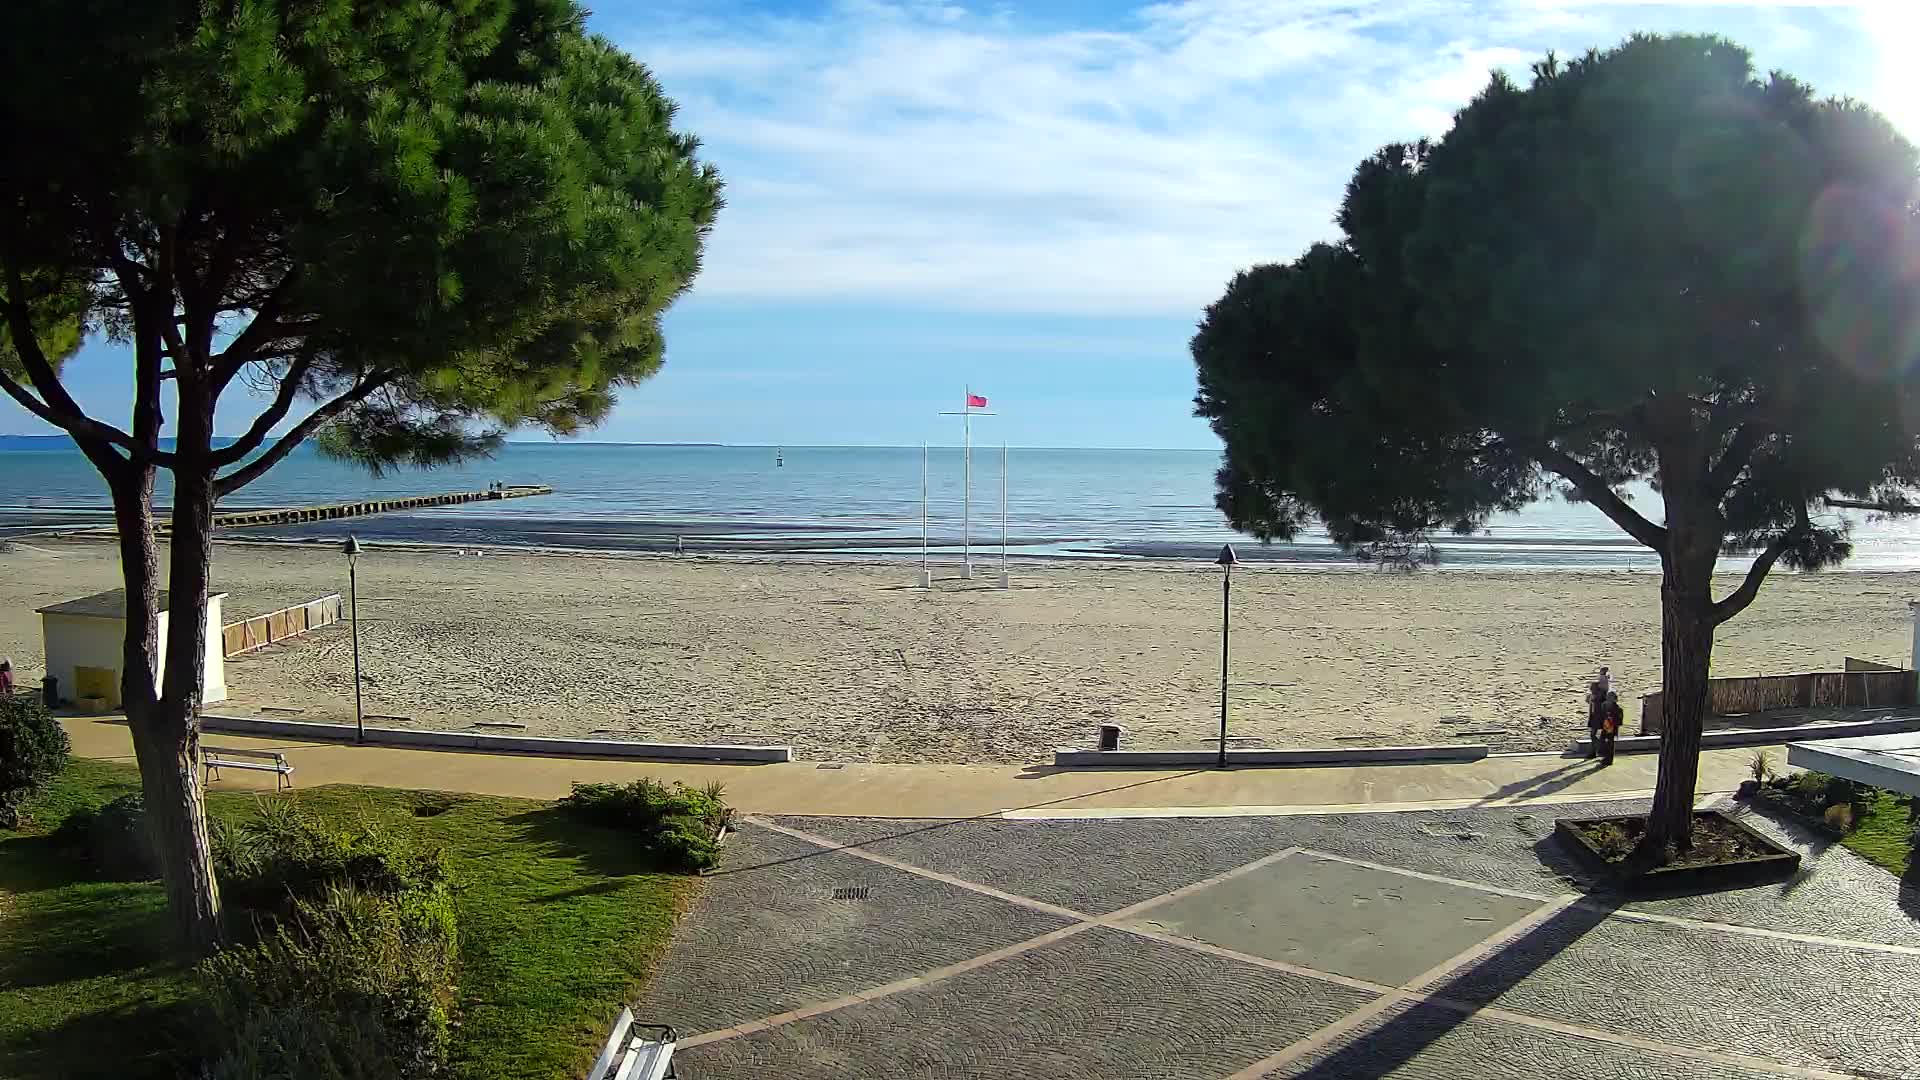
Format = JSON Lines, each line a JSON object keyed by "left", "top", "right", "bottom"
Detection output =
{"left": 214, "top": 799, "right": 451, "bottom": 930}
{"left": 54, "top": 793, "right": 161, "bottom": 880}
{"left": 1748, "top": 750, "right": 1776, "bottom": 785}
{"left": 1824, "top": 803, "right": 1856, "bottom": 833}
{"left": 199, "top": 883, "right": 458, "bottom": 1079}
{"left": 0, "top": 694, "right": 70, "bottom": 828}
{"left": 560, "top": 778, "right": 731, "bottom": 871}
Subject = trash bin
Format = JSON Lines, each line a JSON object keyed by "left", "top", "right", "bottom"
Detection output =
{"left": 1097, "top": 723, "right": 1122, "bottom": 751}
{"left": 42, "top": 675, "right": 58, "bottom": 708}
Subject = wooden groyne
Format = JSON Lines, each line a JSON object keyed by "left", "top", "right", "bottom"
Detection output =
{"left": 156, "top": 485, "right": 553, "bottom": 534}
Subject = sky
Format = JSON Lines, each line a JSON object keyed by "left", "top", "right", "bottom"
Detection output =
{"left": 7, "top": 0, "right": 1919, "bottom": 449}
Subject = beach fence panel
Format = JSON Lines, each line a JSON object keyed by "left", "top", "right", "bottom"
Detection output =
{"left": 1639, "top": 667, "right": 1918, "bottom": 733}
{"left": 222, "top": 594, "right": 344, "bottom": 658}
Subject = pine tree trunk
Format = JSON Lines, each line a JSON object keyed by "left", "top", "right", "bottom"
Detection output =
{"left": 111, "top": 464, "right": 224, "bottom": 953}
{"left": 1641, "top": 568, "right": 1717, "bottom": 856}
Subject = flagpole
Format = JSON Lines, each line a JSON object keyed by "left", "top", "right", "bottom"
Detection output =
{"left": 963, "top": 386, "right": 973, "bottom": 579}
{"left": 999, "top": 442, "right": 1009, "bottom": 589}
{"left": 920, "top": 442, "right": 931, "bottom": 588}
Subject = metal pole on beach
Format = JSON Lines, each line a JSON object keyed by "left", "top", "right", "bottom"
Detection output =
{"left": 999, "top": 442, "right": 1009, "bottom": 588}
{"left": 963, "top": 389, "right": 973, "bottom": 579}
{"left": 343, "top": 535, "right": 365, "bottom": 744}
{"left": 920, "top": 443, "right": 932, "bottom": 588}
{"left": 1216, "top": 544, "right": 1237, "bottom": 768}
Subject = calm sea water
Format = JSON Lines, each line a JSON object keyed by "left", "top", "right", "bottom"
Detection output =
{"left": 5, "top": 439, "right": 1920, "bottom": 570}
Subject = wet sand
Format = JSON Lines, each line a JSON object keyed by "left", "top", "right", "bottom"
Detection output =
{"left": 1, "top": 537, "right": 1912, "bottom": 763}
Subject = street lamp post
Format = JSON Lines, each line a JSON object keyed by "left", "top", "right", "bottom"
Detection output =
{"left": 1216, "top": 543, "right": 1237, "bottom": 769}
{"left": 343, "top": 535, "right": 364, "bottom": 744}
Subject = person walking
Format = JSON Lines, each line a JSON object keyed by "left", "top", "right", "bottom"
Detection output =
{"left": 1597, "top": 690, "right": 1624, "bottom": 767}
{"left": 0, "top": 657, "right": 14, "bottom": 698}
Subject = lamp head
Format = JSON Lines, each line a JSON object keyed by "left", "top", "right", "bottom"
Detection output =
{"left": 1215, "top": 544, "right": 1238, "bottom": 568}
{"left": 342, "top": 535, "right": 363, "bottom": 558}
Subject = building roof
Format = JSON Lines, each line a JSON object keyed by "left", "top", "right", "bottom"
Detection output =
{"left": 36, "top": 589, "right": 227, "bottom": 619}
{"left": 1787, "top": 732, "right": 1920, "bottom": 798}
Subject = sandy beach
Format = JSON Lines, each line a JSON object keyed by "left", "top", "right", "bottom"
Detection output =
{"left": 1, "top": 536, "right": 1913, "bottom": 763}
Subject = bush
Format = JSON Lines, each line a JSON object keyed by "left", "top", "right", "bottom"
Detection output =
{"left": 199, "top": 883, "right": 458, "bottom": 1079}
{"left": 559, "top": 778, "right": 731, "bottom": 871}
{"left": 52, "top": 793, "right": 161, "bottom": 880}
{"left": 1749, "top": 750, "right": 1776, "bottom": 784}
{"left": 200, "top": 802, "right": 459, "bottom": 1078}
{"left": 214, "top": 799, "right": 451, "bottom": 929}
{"left": 0, "top": 694, "right": 70, "bottom": 827}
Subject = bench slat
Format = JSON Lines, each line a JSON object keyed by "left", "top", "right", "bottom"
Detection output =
{"left": 589, "top": 1007, "right": 635, "bottom": 1080}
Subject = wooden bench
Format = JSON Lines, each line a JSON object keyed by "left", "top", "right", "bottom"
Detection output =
{"left": 202, "top": 746, "right": 294, "bottom": 792}
{"left": 589, "top": 1007, "right": 676, "bottom": 1080}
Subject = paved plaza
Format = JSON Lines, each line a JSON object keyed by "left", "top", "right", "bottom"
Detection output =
{"left": 644, "top": 798, "right": 1920, "bottom": 1079}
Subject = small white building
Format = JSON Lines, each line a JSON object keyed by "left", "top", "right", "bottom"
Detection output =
{"left": 36, "top": 589, "right": 228, "bottom": 708}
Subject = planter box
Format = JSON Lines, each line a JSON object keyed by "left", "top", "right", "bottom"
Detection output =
{"left": 1554, "top": 810, "right": 1800, "bottom": 891}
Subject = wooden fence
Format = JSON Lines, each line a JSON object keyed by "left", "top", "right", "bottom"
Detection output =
{"left": 222, "top": 594, "right": 343, "bottom": 658}
{"left": 1639, "top": 667, "right": 1917, "bottom": 733}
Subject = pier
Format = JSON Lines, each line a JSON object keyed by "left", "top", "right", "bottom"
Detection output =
{"left": 156, "top": 485, "right": 554, "bottom": 534}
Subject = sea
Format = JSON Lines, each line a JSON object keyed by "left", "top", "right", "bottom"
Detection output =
{"left": 5, "top": 437, "right": 1920, "bottom": 571}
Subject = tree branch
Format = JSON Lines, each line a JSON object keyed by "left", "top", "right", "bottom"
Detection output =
{"left": 210, "top": 270, "right": 297, "bottom": 390}
{"left": 210, "top": 355, "right": 315, "bottom": 467}
{"left": 1529, "top": 441, "right": 1669, "bottom": 550}
{"left": 1711, "top": 503, "right": 1810, "bottom": 626}
{"left": 1707, "top": 421, "right": 1766, "bottom": 492}
{"left": 213, "top": 372, "right": 394, "bottom": 496}
{"left": 0, "top": 260, "right": 146, "bottom": 466}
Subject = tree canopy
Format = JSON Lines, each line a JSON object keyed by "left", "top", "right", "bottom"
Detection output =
{"left": 1193, "top": 34, "right": 1920, "bottom": 850}
{"left": 1, "top": 0, "right": 722, "bottom": 480}
{"left": 0, "top": 0, "right": 721, "bottom": 948}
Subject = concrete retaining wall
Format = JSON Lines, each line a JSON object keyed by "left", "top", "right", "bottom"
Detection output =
{"left": 199, "top": 714, "right": 790, "bottom": 763}
{"left": 1051, "top": 744, "right": 1489, "bottom": 768}
{"left": 1578, "top": 713, "right": 1920, "bottom": 756}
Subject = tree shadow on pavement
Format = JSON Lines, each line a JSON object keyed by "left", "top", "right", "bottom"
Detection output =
{"left": 1285, "top": 893, "right": 1624, "bottom": 1079}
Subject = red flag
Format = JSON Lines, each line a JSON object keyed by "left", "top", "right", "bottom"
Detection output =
{"left": 966, "top": 392, "right": 988, "bottom": 408}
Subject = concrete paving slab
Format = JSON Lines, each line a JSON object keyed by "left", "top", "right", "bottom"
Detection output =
{"left": 674, "top": 925, "right": 1380, "bottom": 1080}
{"left": 773, "top": 814, "right": 1306, "bottom": 914}
{"left": 1265, "top": 1000, "right": 1801, "bottom": 1080}
{"left": 1430, "top": 907, "right": 1920, "bottom": 1077}
{"left": 636, "top": 822, "right": 1074, "bottom": 1036}
{"left": 1121, "top": 853, "right": 1545, "bottom": 986}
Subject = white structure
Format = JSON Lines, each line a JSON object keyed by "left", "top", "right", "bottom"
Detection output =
{"left": 37, "top": 589, "right": 227, "bottom": 708}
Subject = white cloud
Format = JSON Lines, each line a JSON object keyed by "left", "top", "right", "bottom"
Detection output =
{"left": 614, "top": 0, "right": 1883, "bottom": 316}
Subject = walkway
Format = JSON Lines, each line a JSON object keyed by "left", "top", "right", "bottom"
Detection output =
{"left": 648, "top": 801, "right": 1918, "bottom": 1079}
{"left": 66, "top": 717, "right": 1774, "bottom": 818}
{"left": 62, "top": 718, "right": 1919, "bottom": 1076}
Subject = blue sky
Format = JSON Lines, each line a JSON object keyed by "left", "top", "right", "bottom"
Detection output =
{"left": 6, "top": 0, "right": 1915, "bottom": 448}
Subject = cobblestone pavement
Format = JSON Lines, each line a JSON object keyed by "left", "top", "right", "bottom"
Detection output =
{"left": 644, "top": 799, "right": 1919, "bottom": 1079}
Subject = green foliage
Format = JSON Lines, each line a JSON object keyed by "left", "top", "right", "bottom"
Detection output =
{"left": 1194, "top": 33, "right": 1920, "bottom": 571}
{"left": 1749, "top": 750, "right": 1776, "bottom": 784}
{"left": 212, "top": 799, "right": 451, "bottom": 932}
{"left": 3, "top": 760, "right": 691, "bottom": 1080}
{"left": 560, "top": 778, "right": 730, "bottom": 871}
{"left": 0, "top": 695, "right": 69, "bottom": 828}
{"left": 52, "top": 794, "right": 161, "bottom": 881}
{"left": 198, "top": 884, "right": 459, "bottom": 1079}
{"left": 0, "top": 0, "right": 722, "bottom": 476}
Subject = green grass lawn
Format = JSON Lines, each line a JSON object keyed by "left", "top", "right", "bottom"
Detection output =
{"left": 1842, "top": 788, "right": 1914, "bottom": 878}
{"left": 0, "top": 759, "right": 697, "bottom": 1079}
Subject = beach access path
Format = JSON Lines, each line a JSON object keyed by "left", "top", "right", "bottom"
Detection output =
{"left": 64, "top": 716, "right": 1774, "bottom": 818}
